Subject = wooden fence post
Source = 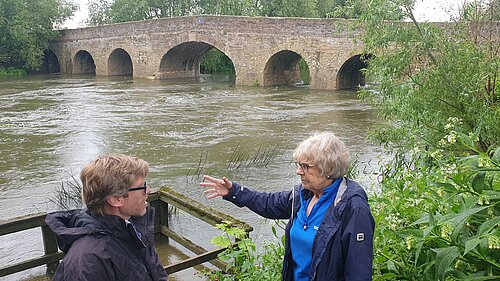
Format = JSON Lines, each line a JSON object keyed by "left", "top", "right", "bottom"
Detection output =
{"left": 41, "top": 225, "right": 59, "bottom": 274}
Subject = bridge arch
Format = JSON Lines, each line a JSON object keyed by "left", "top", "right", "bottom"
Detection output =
{"left": 337, "top": 54, "right": 372, "bottom": 90}
{"left": 263, "top": 50, "right": 308, "bottom": 87}
{"left": 73, "top": 50, "right": 96, "bottom": 74}
{"left": 157, "top": 41, "right": 235, "bottom": 80}
{"left": 108, "top": 48, "right": 133, "bottom": 76}
{"left": 41, "top": 50, "right": 60, "bottom": 73}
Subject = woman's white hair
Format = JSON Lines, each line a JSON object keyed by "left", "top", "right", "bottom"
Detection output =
{"left": 293, "top": 132, "right": 350, "bottom": 179}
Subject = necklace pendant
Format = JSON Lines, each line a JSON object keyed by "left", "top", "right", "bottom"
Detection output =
{"left": 303, "top": 225, "right": 307, "bottom": 230}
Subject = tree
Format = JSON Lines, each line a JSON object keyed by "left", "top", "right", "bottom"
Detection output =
{"left": 360, "top": 0, "right": 499, "bottom": 153}
{"left": 87, "top": 0, "right": 112, "bottom": 26}
{"left": 460, "top": 0, "right": 500, "bottom": 21}
{"left": 86, "top": 0, "right": 366, "bottom": 25}
{"left": 87, "top": 0, "right": 198, "bottom": 24}
{"left": 0, "top": 0, "right": 76, "bottom": 71}
{"left": 328, "top": 0, "right": 366, "bottom": 19}
{"left": 359, "top": 0, "right": 499, "bottom": 279}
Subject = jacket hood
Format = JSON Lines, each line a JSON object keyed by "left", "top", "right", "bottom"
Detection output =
{"left": 45, "top": 209, "right": 107, "bottom": 253}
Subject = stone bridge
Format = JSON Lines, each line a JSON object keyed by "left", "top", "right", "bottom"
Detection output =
{"left": 46, "top": 15, "right": 368, "bottom": 90}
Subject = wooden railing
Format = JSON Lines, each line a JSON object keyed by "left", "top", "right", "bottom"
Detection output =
{"left": 0, "top": 187, "right": 252, "bottom": 278}
{"left": 0, "top": 213, "right": 62, "bottom": 277}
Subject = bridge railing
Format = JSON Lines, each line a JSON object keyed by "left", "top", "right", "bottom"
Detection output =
{"left": 0, "top": 187, "right": 252, "bottom": 278}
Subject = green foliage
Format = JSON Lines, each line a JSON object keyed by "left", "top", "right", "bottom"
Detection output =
{"left": 86, "top": 0, "right": 366, "bottom": 26}
{"left": 0, "top": 0, "right": 76, "bottom": 71}
{"left": 460, "top": 0, "right": 500, "bottom": 21}
{"left": 86, "top": 0, "right": 112, "bottom": 26}
{"left": 0, "top": 67, "right": 27, "bottom": 76}
{"left": 298, "top": 58, "right": 310, "bottom": 84}
{"left": 87, "top": 0, "right": 196, "bottom": 24}
{"left": 196, "top": 0, "right": 259, "bottom": 16}
{"left": 204, "top": 220, "right": 285, "bottom": 281}
{"left": 359, "top": 0, "right": 499, "bottom": 153}
{"left": 200, "top": 48, "right": 235, "bottom": 75}
{"left": 359, "top": 0, "right": 500, "bottom": 280}
{"left": 329, "top": 0, "right": 367, "bottom": 19}
{"left": 371, "top": 136, "right": 500, "bottom": 280}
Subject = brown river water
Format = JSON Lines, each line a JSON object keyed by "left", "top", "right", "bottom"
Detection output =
{"left": 0, "top": 74, "right": 382, "bottom": 280}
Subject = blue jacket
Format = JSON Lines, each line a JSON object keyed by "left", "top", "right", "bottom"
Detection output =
{"left": 223, "top": 178, "right": 374, "bottom": 280}
{"left": 45, "top": 207, "right": 168, "bottom": 281}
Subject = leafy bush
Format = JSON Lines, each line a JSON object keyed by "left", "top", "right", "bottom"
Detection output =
{"left": 200, "top": 49, "right": 235, "bottom": 75}
{"left": 0, "top": 67, "right": 27, "bottom": 76}
{"left": 372, "top": 137, "right": 499, "bottom": 280}
{"left": 360, "top": 1, "right": 500, "bottom": 280}
{"left": 204, "top": 220, "right": 285, "bottom": 281}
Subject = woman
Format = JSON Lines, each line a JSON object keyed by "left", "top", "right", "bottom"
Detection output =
{"left": 200, "top": 132, "right": 374, "bottom": 281}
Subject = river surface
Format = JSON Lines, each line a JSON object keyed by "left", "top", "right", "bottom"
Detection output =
{"left": 0, "top": 74, "right": 382, "bottom": 280}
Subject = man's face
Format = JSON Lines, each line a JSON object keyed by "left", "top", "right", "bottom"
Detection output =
{"left": 119, "top": 177, "right": 150, "bottom": 219}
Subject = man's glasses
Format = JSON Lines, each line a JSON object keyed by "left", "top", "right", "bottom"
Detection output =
{"left": 128, "top": 181, "right": 147, "bottom": 193}
{"left": 295, "top": 162, "right": 314, "bottom": 172}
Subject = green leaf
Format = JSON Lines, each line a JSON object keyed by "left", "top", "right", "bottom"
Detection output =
{"left": 386, "top": 260, "right": 397, "bottom": 272}
{"left": 484, "top": 190, "right": 500, "bottom": 202}
{"left": 464, "top": 237, "right": 481, "bottom": 255}
{"left": 433, "top": 182, "right": 458, "bottom": 193}
{"left": 226, "top": 227, "right": 247, "bottom": 238}
{"left": 211, "top": 236, "right": 231, "bottom": 248}
{"left": 492, "top": 147, "right": 500, "bottom": 164}
{"left": 477, "top": 216, "right": 500, "bottom": 236}
{"left": 433, "top": 246, "right": 460, "bottom": 280}
{"left": 471, "top": 172, "right": 486, "bottom": 193}
{"left": 449, "top": 205, "right": 489, "bottom": 226}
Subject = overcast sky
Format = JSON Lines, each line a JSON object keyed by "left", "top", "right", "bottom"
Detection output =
{"left": 62, "top": 0, "right": 467, "bottom": 29}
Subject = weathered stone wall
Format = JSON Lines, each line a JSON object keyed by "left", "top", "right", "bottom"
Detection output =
{"left": 50, "top": 15, "right": 365, "bottom": 90}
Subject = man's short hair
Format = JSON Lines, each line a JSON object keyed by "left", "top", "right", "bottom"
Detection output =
{"left": 81, "top": 154, "right": 149, "bottom": 217}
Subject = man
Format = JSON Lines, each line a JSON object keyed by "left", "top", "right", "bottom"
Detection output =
{"left": 46, "top": 154, "right": 168, "bottom": 281}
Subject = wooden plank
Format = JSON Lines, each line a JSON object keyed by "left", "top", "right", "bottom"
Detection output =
{"left": 147, "top": 191, "right": 159, "bottom": 202}
{"left": 159, "top": 187, "right": 252, "bottom": 232}
{"left": 0, "top": 213, "right": 47, "bottom": 236}
{"left": 0, "top": 252, "right": 64, "bottom": 277}
{"left": 161, "top": 226, "right": 226, "bottom": 270}
{"left": 165, "top": 247, "right": 226, "bottom": 274}
{"left": 41, "top": 225, "right": 60, "bottom": 274}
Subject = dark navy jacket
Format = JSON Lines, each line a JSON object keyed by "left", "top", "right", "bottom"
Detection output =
{"left": 45, "top": 207, "right": 167, "bottom": 281}
{"left": 223, "top": 178, "right": 374, "bottom": 280}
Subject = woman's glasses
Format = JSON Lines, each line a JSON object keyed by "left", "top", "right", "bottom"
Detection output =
{"left": 295, "top": 162, "right": 314, "bottom": 172}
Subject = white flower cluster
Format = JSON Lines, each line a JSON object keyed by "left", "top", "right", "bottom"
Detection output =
{"left": 477, "top": 156, "right": 491, "bottom": 168}
{"left": 446, "top": 117, "right": 463, "bottom": 128}
{"left": 386, "top": 212, "right": 404, "bottom": 230}
{"left": 405, "top": 235, "right": 414, "bottom": 250}
{"left": 439, "top": 117, "right": 463, "bottom": 147}
{"left": 440, "top": 222, "right": 453, "bottom": 240}
{"left": 478, "top": 194, "right": 491, "bottom": 205}
{"left": 439, "top": 130, "right": 457, "bottom": 147}
{"left": 431, "top": 149, "right": 444, "bottom": 160}
{"left": 442, "top": 163, "right": 458, "bottom": 176}
{"left": 487, "top": 234, "right": 500, "bottom": 249}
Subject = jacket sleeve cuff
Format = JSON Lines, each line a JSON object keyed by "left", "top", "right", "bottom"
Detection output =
{"left": 222, "top": 182, "right": 246, "bottom": 204}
